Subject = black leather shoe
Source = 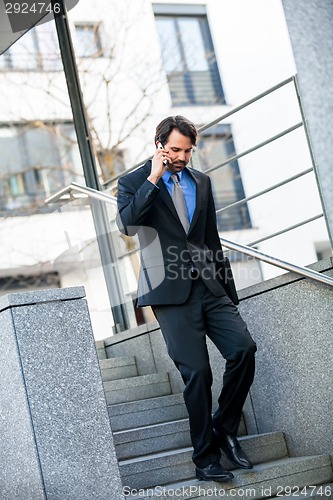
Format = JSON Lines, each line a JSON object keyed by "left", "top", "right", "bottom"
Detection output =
{"left": 214, "top": 431, "right": 253, "bottom": 469}
{"left": 196, "top": 462, "right": 234, "bottom": 482}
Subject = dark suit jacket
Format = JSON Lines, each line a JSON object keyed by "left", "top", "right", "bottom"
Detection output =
{"left": 117, "top": 160, "right": 238, "bottom": 306}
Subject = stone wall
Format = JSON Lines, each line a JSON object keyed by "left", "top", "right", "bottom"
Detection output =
{"left": 105, "top": 259, "right": 333, "bottom": 457}
{"left": 0, "top": 287, "right": 124, "bottom": 500}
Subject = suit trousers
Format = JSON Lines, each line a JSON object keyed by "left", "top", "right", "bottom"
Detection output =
{"left": 153, "top": 276, "right": 257, "bottom": 468}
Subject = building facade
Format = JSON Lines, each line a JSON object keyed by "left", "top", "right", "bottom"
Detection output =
{"left": 0, "top": 0, "right": 331, "bottom": 336}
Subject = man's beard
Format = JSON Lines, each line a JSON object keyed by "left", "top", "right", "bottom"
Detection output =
{"left": 171, "top": 160, "right": 187, "bottom": 169}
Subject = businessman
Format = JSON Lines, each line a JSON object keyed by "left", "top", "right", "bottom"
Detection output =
{"left": 117, "top": 115, "right": 257, "bottom": 482}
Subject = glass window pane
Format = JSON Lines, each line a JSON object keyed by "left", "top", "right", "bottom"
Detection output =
{"left": 155, "top": 13, "right": 224, "bottom": 105}
{"left": 35, "top": 24, "right": 61, "bottom": 71}
{"left": 9, "top": 174, "right": 26, "bottom": 196}
{"left": 155, "top": 18, "right": 183, "bottom": 73}
{"left": 190, "top": 71, "right": 218, "bottom": 105}
{"left": 56, "top": 124, "right": 83, "bottom": 182}
{"left": 0, "top": 53, "right": 7, "bottom": 69}
{"left": 75, "top": 25, "right": 102, "bottom": 58}
{"left": 9, "top": 31, "right": 37, "bottom": 69}
{"left": 178, "top": 18, "right": 209, "bottom": 71}
{"left": 0, "top": 127, "right": 22, "bottom": 171}
{"left": 23, "top": 127, "right": 59, "bottom": 167}
{"left": 167, "top": 74, "right": 189, "bottom": 105}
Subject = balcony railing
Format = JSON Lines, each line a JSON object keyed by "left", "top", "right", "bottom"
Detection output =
{"left": 103, "top": 76, "right": 328, "bottom": 252}
{"left": 45, "top": 182, "right": 333, "bottom": 288}
{"left": 44, "top": 76, "right": 333, "bottom": 332}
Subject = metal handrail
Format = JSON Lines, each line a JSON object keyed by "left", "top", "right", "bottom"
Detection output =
{"left": 44, "top": 182, "right": 333, "bottom": 288}
{"left": 203, "top": 122, "right": 303, "bottom": 176}
{"left": 220, "top": 237, "right": 333, "bottom": 287}
{"left": 247, "top": 213, "right": 324, "bottom": 246}
{"left": 102, "top": 76, "right": 295, "bottom": 187}
{"left": 98, "top": 75, "right": 328, "bottom": 252}
{"left": 44, "top": 182, "right": 117, "bottom": 205}
{"left": 216, "top": 167, "right": 314, "bottom": 214}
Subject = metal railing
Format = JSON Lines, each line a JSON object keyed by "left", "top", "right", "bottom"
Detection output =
{"left": 44, "top": 182, "right": 333, "bottom": 288}
{"left": 102, "top": 75, "right": 329, "bottom": 251}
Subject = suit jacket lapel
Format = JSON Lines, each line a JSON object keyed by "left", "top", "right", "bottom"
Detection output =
{"left": 187, "top": 168, "right": 202, "bottom": 232}
{"left": 157, "top": 177, "right": 181, "bottom": 222}
{"left": 140, "top": 160, "right": 179, "bottom": 221}
{"left": 142, "top": 161, "right": 203, "bottom": 231}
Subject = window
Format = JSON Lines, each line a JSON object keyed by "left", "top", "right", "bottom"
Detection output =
{"left": 0, "top": 122, "right": 83, "bottom": 214}
{"left": 0, "top": 24, "right": 61, "bottom": 71}
{"left": 97, "top": 147, "right": 126, "bottom": 180}
{"left": 75, "top": 24, "right": 103, "bottom": 58}
{"left": 0, "top": 273, "right": 60, "bottom": 296}
{"left": 196, "top": 125, "right": 251, "bottom": 231}
{"left": 154, "top": 5, "right": 224, "bottom": 106}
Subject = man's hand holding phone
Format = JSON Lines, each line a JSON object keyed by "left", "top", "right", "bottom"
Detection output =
{"left": 148, "top": 142, "right": 171, "bottom": 185}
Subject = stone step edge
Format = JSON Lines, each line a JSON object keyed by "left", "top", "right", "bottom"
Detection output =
{"left": 119, "top": 432, "right": 286, "bottom": 466}
{"left": 113, "top": 417, "right": 188, "bottom": 436}
{"left": 99, "top": 355, "right": 136, "bottom": 368}
{"left": 123, "top": 455, "right": 332, "bottom": 499}
{"left": 114, "top": 417, "right": 246, "bottom": 444}
{"left": 114, "top": 416, "right": 246, "bottom": 438}
{"left": 103, "top": 372, "right": 170, "bottom": 390}
{"left": 108, "top": 393, "right": 184, "bottom": 412}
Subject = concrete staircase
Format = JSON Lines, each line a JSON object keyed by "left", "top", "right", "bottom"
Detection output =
{"left": 96, "top": 341, "right": 333, "bottom": 499}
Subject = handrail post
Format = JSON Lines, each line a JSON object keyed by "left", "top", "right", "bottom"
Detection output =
{"left": 50, "top": 0, "right": 131, "bottom": 332}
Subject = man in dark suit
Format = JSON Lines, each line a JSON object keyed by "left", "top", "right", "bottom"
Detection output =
{"left": 117, "top": 115, "right": 257, "bottom": 482}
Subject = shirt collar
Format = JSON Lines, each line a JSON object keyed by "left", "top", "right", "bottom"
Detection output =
{"left": 162, "top": 169, "right": 184, "bottom": 184}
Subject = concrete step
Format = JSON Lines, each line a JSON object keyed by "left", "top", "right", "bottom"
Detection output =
{"left": 108, "top": 392, "right": 247, "bottom": 435}
{"left": 119, "top": 431, "right": 288, "bottom": 490}
{"left": 108, "top": 393, "right": 187, "bottom": 431}
{"left": 103, "top": 372, "right": 172, "bottom": 405}
{"left": 123, "top": 455, "right": 333, "bottom": 499}
{"left": 99, "top": 356, "right": 138, "bottom": 382}
{"left": 114, "top": 418, "right": 190, "bottom": 459}
{"left": 114, "top": 415, "right": 247, "bottom": 460}
{"left": 95, "top": 340, "right": 106, "bottom": 360}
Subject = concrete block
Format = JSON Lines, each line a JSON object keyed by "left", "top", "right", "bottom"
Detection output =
{"left": 105, "top": 328, "right": 156, "bottom": 376}
{"left": 239, "top": 265, "right": 333, "bottom": 457}
{"left": 114, "top": 414, "right": 247, "bottom": 460}
{"left": 104, "top": 372, "right": 171, "bottom": 405}
{"left": 124, "top": 455, "right": 333, "bottom": 499}
{"left": 99, "top": 356, "right": 138, "bottom": 381}
{"left": 96, "top": 340, "right": 107, "bottom": 360}
{"left": 0, "top": 287, "right": 124, "bottom": 500}
{"left": 120, "top": 432, "right": 288, "bottom": 489}
{"left": 108, "top": 393, "right": 188, "bottom": 431}
{"left": 114, "top": 418, "right": 191, "bottom": 459}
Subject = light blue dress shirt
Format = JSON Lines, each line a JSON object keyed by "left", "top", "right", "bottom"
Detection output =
{"left": 161, "top": 169, "right": 196, "bottom": 223}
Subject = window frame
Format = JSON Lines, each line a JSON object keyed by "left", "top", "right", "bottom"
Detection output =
{"left": 0, "top": 25, "right": 61, "bottom": 72}
{"left": 0, "top": 121, "right": 83, "bottom": 214}
{"left": 154, "top": 5, "right": 225, "bottom": 106}
{"left": 74, "top": 23, "right": 104, "bottom": 59}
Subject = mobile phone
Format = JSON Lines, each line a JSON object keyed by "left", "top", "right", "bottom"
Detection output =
{"left": 158, "top": 142, "right": 168, "bottom": 165}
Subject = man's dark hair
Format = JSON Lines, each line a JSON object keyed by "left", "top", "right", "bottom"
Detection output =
{"left": 154, "top": 115, "right": 197, "bottom": 147}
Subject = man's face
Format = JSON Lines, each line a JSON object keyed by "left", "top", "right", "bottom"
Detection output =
{"left": 163, "top": 129, "right": 194, "bottom": 173}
